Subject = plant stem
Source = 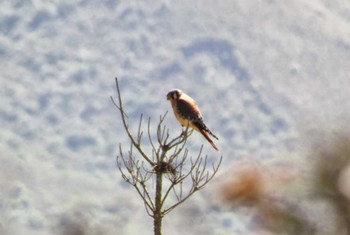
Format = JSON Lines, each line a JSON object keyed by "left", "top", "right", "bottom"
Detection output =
{"left": 154, "top": 171, "right": 163, "bottom": 235}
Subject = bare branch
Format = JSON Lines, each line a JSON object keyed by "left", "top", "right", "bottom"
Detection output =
{"left": 162, "top": 151, "right": 223, "bottom": 216}
{"left": 111, "top": 78, "right": 154, "bottom": 167}
{"left": 136, "top": 114, "right": 144, "bottom": 145}
{"left": 147, "top": 117, "right": 158, "bottom": 160}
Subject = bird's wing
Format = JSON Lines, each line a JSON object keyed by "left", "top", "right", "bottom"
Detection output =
{"left": 176, "top": 98, "right": 201, "bottom": 121}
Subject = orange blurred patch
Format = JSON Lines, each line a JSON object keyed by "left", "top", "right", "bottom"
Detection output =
{"left": 218, "top": 162, "right": 265, "bottom": 204}
{"left": 217, "top": 160, "right": 299, "bottom": 205}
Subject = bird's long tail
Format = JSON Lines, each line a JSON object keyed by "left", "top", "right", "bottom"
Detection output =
{"left": 199, "top": 129, "right": 219, "bottom": 151}
{"left": 192, "top": 119, "right": 219, "bottom": 151}
{"left": 207, "top": 128, "right": 219, "bottom": 140}
{"left": 194, "top": 117, "right": 219, "bottom": 140}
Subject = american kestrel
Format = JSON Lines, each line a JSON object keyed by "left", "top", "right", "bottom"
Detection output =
{"left": 166, "top": 89, "right": 219, "bottom": 151}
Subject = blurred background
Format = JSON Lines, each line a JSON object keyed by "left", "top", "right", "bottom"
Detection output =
{"left": 1, "top": 0, "right": 350, "bottom": 234}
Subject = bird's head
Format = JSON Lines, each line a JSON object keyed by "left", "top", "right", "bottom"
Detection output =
{"left": 166, "top": 89, "right": 183, "bottom": 100}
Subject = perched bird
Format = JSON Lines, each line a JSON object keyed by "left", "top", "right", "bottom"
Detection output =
{"left": 166, "top": 89, "right": 219, "bottom": 151}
